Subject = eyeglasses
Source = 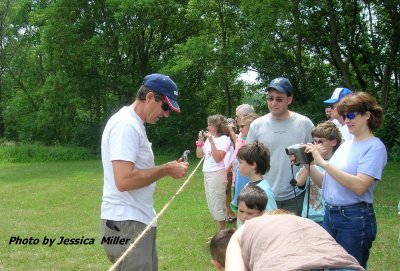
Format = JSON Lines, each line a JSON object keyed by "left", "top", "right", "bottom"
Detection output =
{"left": 328, "top": 104, "right": 336, "bottom": 109}
{"left": 343, "top": 112, "right": 360, "bottom": 120}
{"left": 161, "top": 101, "right": 170, "bottom": 112}
{"left": 267, "top": 96, "right": 286, "bottom": 103}
{"left": 152, "top": 91, "right": 170, "bottom": 112}
{"left": 313, "top": 139, "right": 327, "bottom": 144}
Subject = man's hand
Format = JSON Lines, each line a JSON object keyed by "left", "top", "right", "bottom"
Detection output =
{"left": 166, "top": 161, "right": 189, "bottom": 179}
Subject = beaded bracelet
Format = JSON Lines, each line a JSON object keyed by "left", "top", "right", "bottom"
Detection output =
{"left": 195, "top": 141, "right": 204, "bottom": 147}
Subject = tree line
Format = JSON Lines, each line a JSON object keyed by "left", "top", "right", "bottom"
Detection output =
{"left": 0, "top": 0, "right": 399, "bottom": 158}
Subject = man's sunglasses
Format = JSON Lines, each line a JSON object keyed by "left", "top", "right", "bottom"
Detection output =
{"left": 343, "top": 112, "right": 360, "bottom": 120}
{"left": 161, "top": 101, "right": 170, "bottom": 112}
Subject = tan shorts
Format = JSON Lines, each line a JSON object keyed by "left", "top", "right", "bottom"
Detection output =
{"left": 203, "top": 169, "right": 228, "bottom": 221}
{"left": 100, "top": 219, "right": 157, "bottom": 271}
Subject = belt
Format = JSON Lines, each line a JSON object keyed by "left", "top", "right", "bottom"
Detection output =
{"left": 326, "top": 201, "right": 373, "bottom": 211}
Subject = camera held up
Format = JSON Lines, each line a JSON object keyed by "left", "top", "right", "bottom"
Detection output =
{"left": 200, "top": 129, "right": 207, "bottom": 140}
{"left": 285, "top": 144, "right": 314, "bottom": 165}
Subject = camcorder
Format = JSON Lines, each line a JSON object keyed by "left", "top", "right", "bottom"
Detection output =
{"left": 285, "top": 144, "right": 314, "bottom": 165}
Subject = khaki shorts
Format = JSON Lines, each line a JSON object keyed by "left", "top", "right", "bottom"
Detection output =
{"left": 203, "top": 169, "right": 228, "bottom": 221}
{"left": 100, "top": 219, "right": 157, "bottom": 271}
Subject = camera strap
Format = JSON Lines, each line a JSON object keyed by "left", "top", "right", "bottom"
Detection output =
{"left": 289, "top": 164, "right": 299, "bottom": 215}
{"left": 290, "top": 163, "right": 310, "bottom": 217}
{"left": 306, "top": 164, "right": 311, "bottom": 219}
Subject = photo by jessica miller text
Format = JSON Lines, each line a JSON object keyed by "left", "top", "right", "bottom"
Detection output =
{"left": 9, "top": 236, "right": 131, "bottom": 247}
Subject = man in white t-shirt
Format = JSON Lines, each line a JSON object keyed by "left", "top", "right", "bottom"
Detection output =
{"left": 324, "top": 87, "right": 354, "bottom": 142}
{"left": 100, "top": 73, "right": 189, "bottom": 270}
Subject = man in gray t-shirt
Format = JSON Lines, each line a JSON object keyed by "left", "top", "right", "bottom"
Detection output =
{"left": 247, "top": 77, "right": 314, "bottom": 215}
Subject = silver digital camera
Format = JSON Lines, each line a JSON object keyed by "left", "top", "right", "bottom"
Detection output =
{"left": 285, "top": 144, "right": 314, "bottom": 164}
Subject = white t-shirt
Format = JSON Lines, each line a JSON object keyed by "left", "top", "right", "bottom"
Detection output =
{"left": 201, "top": 135, "right": 231, "bottom": 172}
{"left": 224, "top": 142, "right": 235, "bottom": 169}
{"left": 101, "top": 106, "right": 157, "bottom": 226}
{"left": 329, "top": 118, "right": 341, "bottom": 128}
{"left": 338, "top": 123, "right": 354, "bottom": 142}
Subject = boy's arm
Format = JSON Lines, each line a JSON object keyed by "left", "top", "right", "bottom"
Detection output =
{"left": 301, "top": 164, "right": 324, "bottom": 188}
{"left": 225, "top": 227, "right": 245, "bottom": 271}
{"left": 296, "top": 167, "right": 308, "bottom": 186}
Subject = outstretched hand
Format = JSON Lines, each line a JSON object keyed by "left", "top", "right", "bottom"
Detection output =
{"left": 167, "top": 160, "right": 189, "bottom": 179}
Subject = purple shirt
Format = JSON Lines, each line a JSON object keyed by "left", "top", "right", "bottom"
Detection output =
{"left": 322, "top": 137, "right": 387, "bottom": 205}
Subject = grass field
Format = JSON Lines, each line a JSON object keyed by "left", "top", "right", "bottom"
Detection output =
{"left": 0, "top": 156, "right": 399, "bottom": 270}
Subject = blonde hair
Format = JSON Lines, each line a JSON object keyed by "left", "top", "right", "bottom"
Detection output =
{"left": 207, "top": 114, "right": 229, "bottom": 137}
{"left": 241, "top": 113, "right": 259, "bottom": 127}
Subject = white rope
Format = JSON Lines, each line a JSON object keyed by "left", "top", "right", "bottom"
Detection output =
{"left": 109, "top": 156, "right": 205, "bottom": 271}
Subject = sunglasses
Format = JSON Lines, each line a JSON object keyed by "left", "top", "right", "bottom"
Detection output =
{"left": 328, "top": 104, "right": 336, "bottom": 109}
{"left": 267, "top": 97, "right": 285, "bottom": 103}
{"left": 343, "top": 112, "right": 360, "bottom": 120}
{"left": 161, "top": 101, "right": 170, "bottom": 112}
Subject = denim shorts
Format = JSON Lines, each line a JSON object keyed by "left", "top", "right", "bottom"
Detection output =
{"left": 323, "top": 202, "right": 376, "bottom": 269}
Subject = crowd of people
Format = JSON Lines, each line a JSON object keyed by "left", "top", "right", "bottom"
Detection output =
{"left": 99, "top": 73, "right": 387, "bottom": 271}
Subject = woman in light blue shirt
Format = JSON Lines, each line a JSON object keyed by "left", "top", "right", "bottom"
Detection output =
{"left": 304, "top": 92, "right": 387, "bottom": 269}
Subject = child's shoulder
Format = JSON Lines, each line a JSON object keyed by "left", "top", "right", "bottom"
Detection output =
{"left": 257, "top": 179, "right": 273, "bottom": 190}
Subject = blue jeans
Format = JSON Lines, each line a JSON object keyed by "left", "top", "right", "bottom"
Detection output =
{"left": 323, "top": 202, "right": 376, "bottom": 269}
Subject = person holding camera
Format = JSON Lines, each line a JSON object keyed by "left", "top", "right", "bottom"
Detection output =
{"left": 246, "top": 77, "right": 314, "bottom": 216}
{"left": 196, "top": 114, "right": 232, "bottom": 231}
{"left": 295, "top": 122, "right": 342, "bottom": 224}
{"left": 225, "top": 118, "right": 237, "bottom": 223}
{"left": 304, "top": 92, "right": 387, "bottom": 269}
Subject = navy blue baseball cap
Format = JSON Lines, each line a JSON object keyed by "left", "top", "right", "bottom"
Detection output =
{"left": 143, "top": 73, "right": 180, "bottom": 112}
{"left": 324, "top": 88, "right": 352, "bottom": 104}
{"left": 266, "top": 77, "right": 293, "bottom": 95}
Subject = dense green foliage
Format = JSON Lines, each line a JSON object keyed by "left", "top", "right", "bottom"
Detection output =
{"left": 1, "top": 0, "right": 399, "bottom": 157}
{"left": 0, "top": 142, "right": 97, "bottom": 162}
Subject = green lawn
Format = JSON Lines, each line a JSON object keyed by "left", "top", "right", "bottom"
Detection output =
{"left": 0, "top": 157, "right": 399, "bottom": 270}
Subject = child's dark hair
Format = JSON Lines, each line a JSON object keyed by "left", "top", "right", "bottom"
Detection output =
{"left": 210, "top": 228, "right": 235, "bottom": 268}
{"left": 237, "top": 140, "right": 270, "bottom": 175}
{"left": 237, "top": 184, "right": 268, "bottom": 211}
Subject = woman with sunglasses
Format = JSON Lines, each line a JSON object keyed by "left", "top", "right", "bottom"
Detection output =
{"left": 304, "top": 91, "right": 387, "bottom": 269}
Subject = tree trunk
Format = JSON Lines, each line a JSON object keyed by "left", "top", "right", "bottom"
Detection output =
{"left": 291, "top": 0, "right": 307, "bottom": 101}
{"left": 327, "top": 0, "right": 353, "bottom": 89}
{"left": 218, "top": 0, "right": 232, "bottom": 117}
